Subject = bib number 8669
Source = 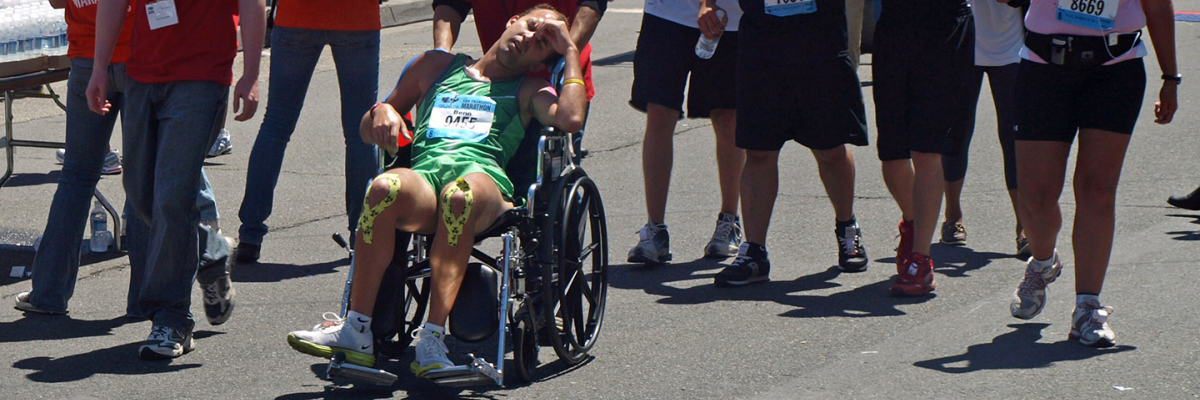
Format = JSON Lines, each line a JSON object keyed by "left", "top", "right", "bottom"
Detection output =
{"left": 1070, "top": 0, "right": 1105, "bottom": 15}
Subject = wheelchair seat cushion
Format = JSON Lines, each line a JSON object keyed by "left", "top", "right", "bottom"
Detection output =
{"left": 473, "top": 208, "right": 525, "bottom": 243}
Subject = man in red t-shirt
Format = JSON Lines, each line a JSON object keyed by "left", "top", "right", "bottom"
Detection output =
{"left": 86, "top": 0, "right": 266, "bottom": 360}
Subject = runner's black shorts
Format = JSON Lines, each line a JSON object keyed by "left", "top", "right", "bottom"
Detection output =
{"left": 630, "top": 13, "right": 738, "bottom": 119}
{"left": 1015, "top": 57, "right": 1146, "bottom": 142}
{"left": 735, "top": 51, "right": 868, "bottom": 151}
{"left": 873, "top": 16, "right": 976, "bottom": 160}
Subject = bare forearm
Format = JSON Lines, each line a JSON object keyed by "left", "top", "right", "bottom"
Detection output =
{"left": 239, "top": 0, "right": 267, "bottom": 79}
{"left": 556, "top": 48, "right": 586, "bottom": 131}
{"left": 1142, "top": 0, "right": 1177, "bottom": 76}
{"left": 433, "top": 5, "right": 462, "bottom": 51}
{"left": 570, "top": 5, "right": 601, "bottom": 47}
{"left": 92, "top": 0, "right": 129, "bottom": 70}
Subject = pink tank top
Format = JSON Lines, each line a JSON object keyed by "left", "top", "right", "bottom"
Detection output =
{"left": 1022, "top": 0, "right": 1147, "bottom": 65}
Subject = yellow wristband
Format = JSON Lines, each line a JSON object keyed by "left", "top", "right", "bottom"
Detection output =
{"left": 563, "top": 78, "right": 585, "bottom": 87}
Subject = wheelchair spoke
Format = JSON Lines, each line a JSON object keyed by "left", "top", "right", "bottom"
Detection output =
{"left": 579, "top": 242, "right": 597, "bottom": 262}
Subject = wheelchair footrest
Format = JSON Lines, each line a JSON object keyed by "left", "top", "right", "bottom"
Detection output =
{"left": 327, "top": 353, "right": 397, "bottom": 387}
{"left": 424, "top": 354, "right": 502, "bottom": 386}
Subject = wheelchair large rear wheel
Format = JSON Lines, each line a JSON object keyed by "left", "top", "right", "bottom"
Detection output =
{"left": 543, "top": 175, "right": 608, "bottom": 364}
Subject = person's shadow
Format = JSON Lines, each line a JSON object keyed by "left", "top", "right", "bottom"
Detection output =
{"left": 10, "top": 331, "right": 221, "bottom": 382}
{"left": 1165, "top": 214, "right": 1200, "bottom": 241}
{"left": 232, "top": 258, "right": 349, "bottom": 283}
{"left": 914, "top": 323, "right": 1135, "bottom": 373}
{"left": 0, "top": 314, "right": 131, "bottom": 343}
{"left": 612, "top": 258, "right": 935, "bottom": 318}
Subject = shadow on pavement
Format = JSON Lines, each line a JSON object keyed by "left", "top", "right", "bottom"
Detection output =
{"left": 10, "top": 331, "right": 223, "bottom": 382}
{"left": 0, "top": 245, "right": 127, "bottom": 287}
{"left": 0, "top": 315, "right": 132, "bottom": 343}
{"left": 931, "top": 244, "right": 1012, "bottom": 278}
{"left": 1165, "top": 213, "right": 1200, "bottom": 241}
{"left": 611, "top": 258, "right": 935, "bottom": 317}
{"left": 232, "top": 258, "right": 349, "bottom": 283}
{"left": 1, "top": 170, "right": 61, "bottom": 188}
{"left": 913, "top": 323, "right": 1135, "bottom": 373}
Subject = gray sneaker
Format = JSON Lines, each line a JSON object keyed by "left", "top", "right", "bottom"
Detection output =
{"left": 1070, "top": 298, "right": 1116, "bottom": 348}
{"left": 703, "top": 213, "right": 742, "bottom": 258}
{"left": 13, "top": 292, "right": 66, "bottom": 315}
{"left": 627, "top": 223, "right": 671, "bottom": 264}
{"left": 939, "top": 221, "right": 966, "bottom": 245}
{"left": 207, "top": 129, "right": 233, "bottom": 158}
{"left": 1010, "top": 254, "right": 1064, "bottom": 319}
{"left": 139, "top": 325, "right": 195, "bottom": 359}
{"left": 198, "top": 261, "right": 236, "bottom": 326}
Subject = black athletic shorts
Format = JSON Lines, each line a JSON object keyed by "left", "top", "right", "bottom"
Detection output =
{"left": 873, "top": 15, "right": 976, "bottom": 161}
{"left": 630, "top": 13, "right": 738, "bottom": 119}
{"left": 1014, "top": 58, "right": 1146, "bottom": 142}
{"left": 735, "top": 52, "right": 868, "bottom": 151}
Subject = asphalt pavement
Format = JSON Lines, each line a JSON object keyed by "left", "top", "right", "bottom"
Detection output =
{"left": 1, "top": 4, "right": 1199, "bottom": 399}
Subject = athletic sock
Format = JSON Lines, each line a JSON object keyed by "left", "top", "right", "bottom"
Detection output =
{"left": 1077, "top": 294, "right": 1100, "bottom": 305}
{"left": 423, "top": 322, "right": 446, "bottom": 340}
{"left": 1030, "top": 250, "right": 1058, "bottom": 270}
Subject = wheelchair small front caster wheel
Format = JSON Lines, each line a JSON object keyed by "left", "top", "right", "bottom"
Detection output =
{"left": 511, "top": 310, "right": 539, "bottom": 384}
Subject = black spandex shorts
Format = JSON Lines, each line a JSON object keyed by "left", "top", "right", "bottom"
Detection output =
{"left": 1014, "top": 58, "right": 1146, "bottom": 142}
{"left": 630, "top": 13, "right": 738, "bottom": 119}
{"left": 873, "top": 16, "right": 976, "bottom": 161}
{"left": 735, "top": 51, "right": 868, "bottom": 151}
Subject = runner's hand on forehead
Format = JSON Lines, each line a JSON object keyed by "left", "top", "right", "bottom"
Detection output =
{"left": 533, "top": 17, "right": 576, "bottom": 55}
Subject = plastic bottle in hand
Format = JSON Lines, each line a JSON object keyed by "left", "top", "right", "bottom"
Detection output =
{"left": 695, "top": 9, "right": 727, "bottom": 60}
{"left": 90, "top": 201, "right": 111, "bottom": 253}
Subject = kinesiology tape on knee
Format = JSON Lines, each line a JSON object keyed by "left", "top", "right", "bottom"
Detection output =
{"left": 440, "top": 178, "right": 474, "bottom": 246}
{"left": 357, "top": 174, "right": 402, "bottom": 245}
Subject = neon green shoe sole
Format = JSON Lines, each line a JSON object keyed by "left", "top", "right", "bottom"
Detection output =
{"left": 286, "top": 333, "right": 376, "bottom": 367}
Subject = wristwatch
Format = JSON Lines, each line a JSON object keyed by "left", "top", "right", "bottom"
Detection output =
{"left": 1162, "top": 74, "right": 1182, "bottom": 84}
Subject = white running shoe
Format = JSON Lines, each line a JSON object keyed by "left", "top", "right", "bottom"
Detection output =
{"left": 410, "top": 326, "right": 455, "bottom": 377}
{"left": 54, "top": 149, "right": 122, "bottom": 174}
{"left": 703, "top": 213, "right": 742, "bottom": 258}
{"left": 286, "top": 312, "right": 375, "bottom": 367}
{"left": 1010, "top": 253, "right": 1064, "bottom": 319}
{"left": 627, "top": 223, "right": 671, "bottom": 264}
{"left": 1071, "top": 298, "right": 1116, "bottom": 348}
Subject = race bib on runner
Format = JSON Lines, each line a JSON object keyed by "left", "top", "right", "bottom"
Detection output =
{"left": 765, "top": 0, "right": 817, "bottom": 17}
{"left": 427, "top": 93, "right": 496, "bottom": 143}
{"left": 145, "top": 0, "right": 179, "bottom": 30}
{"left": 1056, "top": 0, "right": 1118, "bottom": 31}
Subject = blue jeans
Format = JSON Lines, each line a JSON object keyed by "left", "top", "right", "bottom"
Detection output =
{"left": 123, "top": 78, "right": 230, "bottom": 332}
{"left": 27, "top": 59, "right": 126, "bottom": 314}
{"left": 238, "top": 27, "right": 380, "bottom": 245}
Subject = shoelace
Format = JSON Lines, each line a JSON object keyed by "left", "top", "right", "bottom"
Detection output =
{"left": 311, "top": 312, "right": 346, "bottom": 333}
{"left": 1082, "top": 304, "right": 1113, "bottom": 326}
{"left": 637, "top": 224, "right": 661, "bottom": 242}
{"left": 838, "top": 226, "right": 859, "bottom": 255}
{"left": 415, "top": 328, "right": 451, "bottom": 361}
{"left": 148, "top": 326, "right": 170, "bottom": 341}
{"left": 202, "top": 281, "right": 222, "bottom": 305}
{"left": 1016, "top": 269, "right": 1046, "bottom": 298}
{"left": 712, "top": 220, "right": 741, "bottom": 243}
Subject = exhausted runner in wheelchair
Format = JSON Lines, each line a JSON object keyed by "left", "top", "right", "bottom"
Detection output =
{"left": 285, "top": 5, "right": 597, "bottom": 386}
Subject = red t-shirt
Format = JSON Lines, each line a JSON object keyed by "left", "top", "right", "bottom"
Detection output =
{"left": 125, "top": 0, "right": 239, "bottom": 85}
{"left": 67, "top": 0, "right": 135, "bottom": 63}
{"left": 461, "top": 0, "right": 595, "bottom": 100}
{"left": 274, "top": 0, "right": 381, "bottom": 31}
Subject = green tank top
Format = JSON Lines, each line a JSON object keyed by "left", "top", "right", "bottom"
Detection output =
{"left": 412, "top": 54, "right": 526, "bottom": 172}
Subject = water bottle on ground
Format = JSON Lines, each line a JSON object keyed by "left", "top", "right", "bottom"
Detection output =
{"left": 90, "top": 201, "right": 111, "bottom": 253}
{"left": 695, "top": 9, "right": 727, "bottom": 60}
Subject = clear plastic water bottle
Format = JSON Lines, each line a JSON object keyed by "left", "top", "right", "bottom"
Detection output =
{"left": 90, "top": 201, "right": 111, "bottom": 253}
{"left": 695, "top": 9, "right": 727, "bottom": 60}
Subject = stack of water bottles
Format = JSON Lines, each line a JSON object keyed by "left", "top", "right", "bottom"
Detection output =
{"left": 0, "top": 0, "right": 68, "bottom": 64}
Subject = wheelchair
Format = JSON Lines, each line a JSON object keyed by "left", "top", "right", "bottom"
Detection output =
{"left": 324, "top": 123, "right": 609, "bottom": 387}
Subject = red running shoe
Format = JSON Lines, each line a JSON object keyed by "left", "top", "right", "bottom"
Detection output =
{"left": 891, "top": 253, "right": 936, "bottom": 297}
{"left": 895, "top": 220, "right": 914, "bottom": 270}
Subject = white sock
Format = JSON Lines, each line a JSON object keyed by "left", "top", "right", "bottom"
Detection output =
{"left": 423, "top": 322, "right": 446, "bottom": 340}
{"left": 1030, "top": 250, "right": 1058, "bottom": 270}
{"left": 1076, "top": 294, "right": 1100, "bottom": 305}
{"left": 346, "top": 311, "right": 372, "bottom": 331}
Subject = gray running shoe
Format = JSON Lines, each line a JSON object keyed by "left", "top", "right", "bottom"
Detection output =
{"left": 1070, "top": 298, "right": 1116, "bottom": 348}
{"left": 207, "top": 129, "right": 233, "bottom": 158}
{"left": 1010, "top": 254, "right": 1064, "bottom": 319}
{"left": 939, "top": 221, "right": 966, "bottom": 245}
{"left": 1015, "top": 236, "right": 1031, "bottom": 258}
{"left": 628, "top": 223, "right": 671, "bottom": 264}
{"left": 139, "top": 325, "right": 195, "bottom": 359}
{"left": 198, "top": 260, "right": 236, "bottom": 326}
{"left": 703, "top": 213, "right": 742, "bottom": 258}
{"left": 13, "top": 292, "right": 66, "bottom": 315}
{"left": 55, "top": 148, "right": 122, "bottom": 174}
